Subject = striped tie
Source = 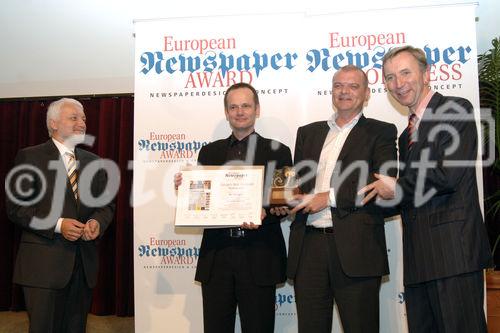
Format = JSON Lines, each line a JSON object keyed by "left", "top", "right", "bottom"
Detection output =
{"left": 66, "top": 152, "right": 78, "bottom": 200}
{"left": 407, "top": 113, "right": 418, "bottom": 150}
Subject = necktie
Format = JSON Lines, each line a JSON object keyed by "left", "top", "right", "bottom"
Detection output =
{"left": 407, "top": 113, "right": 418, "bottom": 150}
{"left": 66, "top": 152, "right": 78, "bottom": 200}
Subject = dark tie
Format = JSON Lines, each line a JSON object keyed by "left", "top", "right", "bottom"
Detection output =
{"left": 65, "top": 152, "right": 78, "bottom": 200}
{"left": 407, "top": 113, "right": 418, "bottom": 150}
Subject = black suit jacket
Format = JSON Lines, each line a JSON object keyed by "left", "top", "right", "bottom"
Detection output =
{"left": 397, "top": 92, "right": 492, "bottom": 285}
{"left": 6, "top": 139, "right": 115, "bottom": 289}
{"left": 287, "top": 116, "right": 398, "bottom": 279}
{"left": 194, "top": 133, "right": 292, "bottom": 286}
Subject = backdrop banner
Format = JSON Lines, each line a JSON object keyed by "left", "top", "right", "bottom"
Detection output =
{"left": 133, "top": 4, "right": 480, "bottom": 332}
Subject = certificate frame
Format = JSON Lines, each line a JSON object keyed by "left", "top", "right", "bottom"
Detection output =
{"left": 174, "top": 165, "right": 264, "bottom": 228}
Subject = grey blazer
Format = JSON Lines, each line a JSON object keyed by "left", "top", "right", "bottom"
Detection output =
{"left": 6, "top": 139, "right": 115, "bottom": 289}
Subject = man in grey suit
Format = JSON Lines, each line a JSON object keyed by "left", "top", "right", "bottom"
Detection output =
{"left": 5, "top": 98, "right": 115, "bottom": 333}
{"left": 287, "top": 65, "right": 397, "bottom": 333}
{"left": 360, "top": 46, "right": 492, "bottom": 332}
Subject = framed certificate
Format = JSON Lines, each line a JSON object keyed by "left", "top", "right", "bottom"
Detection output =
{"left": 174, "top": 165, "right": 264, "bottom": 227}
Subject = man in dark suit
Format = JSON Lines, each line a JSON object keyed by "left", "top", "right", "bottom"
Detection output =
{"left": 174, "top": 82, "right": 292, "bottom": 333}
{"left": 359, "top": 46, "right": 492, "bottom": 332}
{"left": 286, "top": 65, "right": 397, "bottom": 333}
{"left": 5, "top": 98, "right": 115, "bottom": 333}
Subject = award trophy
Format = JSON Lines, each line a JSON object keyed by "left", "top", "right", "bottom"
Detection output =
{"left": 270, "top": 166, "right": 300, "bottom": 206}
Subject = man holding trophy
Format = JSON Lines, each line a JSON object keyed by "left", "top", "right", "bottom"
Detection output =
{"left": 286, "top": 65, "right": 398, "bottom": 333}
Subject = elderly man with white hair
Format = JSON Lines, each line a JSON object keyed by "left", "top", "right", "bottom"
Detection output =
{"left": 5, "top": 98, "right": 115, "bottom": 333}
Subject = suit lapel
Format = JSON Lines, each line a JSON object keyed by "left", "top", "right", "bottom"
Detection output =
{"left": 399, "top": 128, "right": 409, "bottom": 158}
{"left": 336, "top": 115, "right": 366, "bottom": 163}
{"left": 404, "top": 92, "right": 444, "bottom": 162}
{"left": 75, "top": 147, "right": 90, "bottom": 172}
{"left": 310, "top": 122, "right": 330, "bottom": 163}
{"left": 43, "top": 139, "right": 63, "bottom": 160}
{"left": 42, "top": 140, "right": 67, "bottom": 181}
{"left": 295, "top": 124, "right": 328, "bottom": 194}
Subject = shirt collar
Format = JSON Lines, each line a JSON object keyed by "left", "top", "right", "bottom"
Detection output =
{"left": 229, "top": 131, "right": 256, "bottom": 146}
{"left": 327, "top": 111, "right": 362, "bottom": 131}
{"left": 413, "top": 90, "right": 435, "bottom": 120}
{"left": 52, "top": 138, "right": 75, "bottom": 157}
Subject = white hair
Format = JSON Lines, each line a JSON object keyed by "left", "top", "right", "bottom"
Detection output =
{"left": 46, "top": 98, "right": 84, "bottom": 137}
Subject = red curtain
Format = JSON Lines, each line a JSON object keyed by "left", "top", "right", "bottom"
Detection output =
{"left": 0, "top": 96, "right": 134, "bottom": 316}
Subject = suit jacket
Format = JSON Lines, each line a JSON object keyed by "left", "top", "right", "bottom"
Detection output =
{"left": 6, "top": 139, "right": 115, "bottom": 289}
{"left": 287, "top": 116, "right": 398, "bottom": 279}
{"left": 194, "top": 133, "right": 292, "bottom": 286}
{"left": 397, "top": 92, "right": 492, "bottom": 285}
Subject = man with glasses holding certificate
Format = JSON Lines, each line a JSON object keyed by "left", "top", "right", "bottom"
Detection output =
{"left": 175, "top": 82, "right": 292, "bottom": 333}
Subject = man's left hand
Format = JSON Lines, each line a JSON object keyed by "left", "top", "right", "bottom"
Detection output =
{"left": 240, "top": 208, "right": 266, "bottom": 230}
{"left": 82, "top": 219, "right": 101, "bottom": 241}
{"left": 290, "top": 192, "right": 329, "bottom": 214}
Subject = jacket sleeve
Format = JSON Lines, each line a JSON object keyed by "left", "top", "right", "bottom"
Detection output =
{"left": 5, "top": 150, "right": 56, "bottom": 239}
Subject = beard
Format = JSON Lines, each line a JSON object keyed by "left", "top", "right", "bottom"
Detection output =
{"left": 63, "top": 133, "right": 87, "bottom": 148}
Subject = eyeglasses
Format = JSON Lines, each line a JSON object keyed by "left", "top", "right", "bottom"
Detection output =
{"left": 227, "top": 103, "right": 254, "bottom": 112}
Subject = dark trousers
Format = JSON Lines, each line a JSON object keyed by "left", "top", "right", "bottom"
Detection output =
{"left": 405, "top": 270, "right": 487, "bottom": 333}
{"left": 294, "top": 230, "right": 381, "bottom": 333}
{"left": 201, "top": 241, "right": 276, "bottom": 333}
{"left": 23, "top": 251, "right": 92, "bottom": 333}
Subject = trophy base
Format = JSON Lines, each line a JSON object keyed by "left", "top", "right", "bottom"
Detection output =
{"left": 270, "top": 187, "right": 300, "bottom": 206}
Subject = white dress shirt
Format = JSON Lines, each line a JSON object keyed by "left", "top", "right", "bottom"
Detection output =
{"left": 52, "top": 138, "right": 76, "bottom": 233}
{"left": 307, "top": 112, "right": 362, "bottom": 228}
